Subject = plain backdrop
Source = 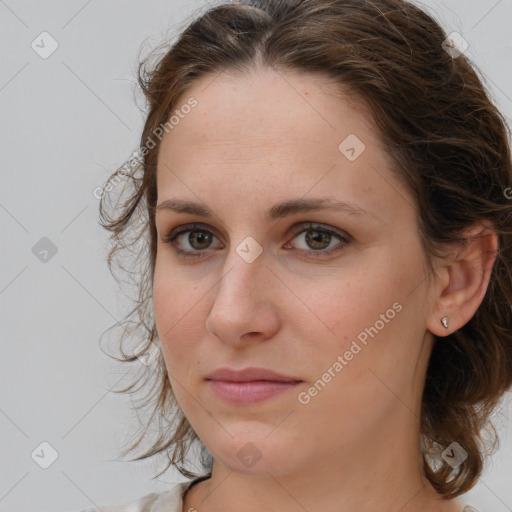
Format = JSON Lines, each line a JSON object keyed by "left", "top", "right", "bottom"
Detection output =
{"left": 1, "top": 1, "right": 511, "bottom": 511}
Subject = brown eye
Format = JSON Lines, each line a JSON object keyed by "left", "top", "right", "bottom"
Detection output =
{"left": 162, "top": 223, "right": 222, "bottom": 260}
{"left": 304, "top": 229, "right": 333, "bottom": 250}
{"left": 163, "top": 222, "right": 352, "bottom": 261}
{"left": 284, "top": 223, "right": 352, "bottom": 258}
{"left": 184, "top": 230, "right": 213, "bottom": 250}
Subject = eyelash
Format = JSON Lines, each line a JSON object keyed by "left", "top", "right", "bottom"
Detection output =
{"left": 161, "top": 222, "right": 352, "bottom": 261}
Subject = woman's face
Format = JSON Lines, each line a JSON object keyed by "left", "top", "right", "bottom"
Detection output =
{"left": 153, "top": 67, "right": 436, "bottom": 477}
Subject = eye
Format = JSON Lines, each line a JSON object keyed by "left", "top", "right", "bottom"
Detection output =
{"left": 161, "top": 222, "right": 352, "bottom": 260}
{"left": 162, "top": 222, "right": 222, "bottom": 260}
{"left": 284, "top": 222, "right": 351, "bottom": 258}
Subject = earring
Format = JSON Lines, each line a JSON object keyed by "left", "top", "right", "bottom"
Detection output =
{"left": 441, "top": 316, "right": 448, "bottom": 329}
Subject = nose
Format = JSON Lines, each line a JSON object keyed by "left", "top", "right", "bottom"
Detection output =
{"left": 205, "top": 248, "right": 280, "bottom": 347}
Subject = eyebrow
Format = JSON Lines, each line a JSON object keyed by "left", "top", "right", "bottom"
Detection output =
{"left": 155, "top": 197, "right": 375, "bottom": 221}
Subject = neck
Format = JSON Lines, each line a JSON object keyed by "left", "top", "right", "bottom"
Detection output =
{"left": 184, "top": 421, "right": 461, "bottom": 512}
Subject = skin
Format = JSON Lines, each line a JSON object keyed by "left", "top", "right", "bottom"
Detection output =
{"left": 152, "top": 66, "right": 497, "bottom": 512}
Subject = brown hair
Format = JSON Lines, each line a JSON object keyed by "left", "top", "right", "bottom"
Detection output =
{"left": 98, "top": 0, "right": 512, "bottom": 498}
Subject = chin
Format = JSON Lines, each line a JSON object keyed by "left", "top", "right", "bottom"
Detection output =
{"left": 205, "top": 434, "right": 305, "bottom": 477}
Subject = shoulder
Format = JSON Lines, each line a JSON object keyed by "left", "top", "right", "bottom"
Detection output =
{"left": 461, "top": 505, "right": 486, "bottom": 512}
{"left": 71, "top": 479, "right": 199, "bottom": 512}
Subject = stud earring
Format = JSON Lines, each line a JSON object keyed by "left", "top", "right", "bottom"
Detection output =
{"left": 441, "top": 316, "right": 448, "bottom": 329}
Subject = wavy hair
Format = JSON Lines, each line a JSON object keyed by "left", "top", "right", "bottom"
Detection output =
{"left": 98, "top": 0, "right": 512, "bottom": 498}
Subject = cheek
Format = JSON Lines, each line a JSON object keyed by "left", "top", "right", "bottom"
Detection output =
{"left": 316, "top": 262, "right": 424, "bottom": 406}
{"left": 152, "top": 267, "right": 177, "bottom": 339}
{"left": 297, "top": 266, "right": 403, "bottom": 352}
{"left": 291, "top": 257, "right": 414, "bottom": 405}
{"left": 152, "top": 254, "right": 202, "bottom": 334}
{"left": 292, "top": 288, "right": 409, "bottom": 442}
{"left": 152, "top": 265, "right": 202, "bottom": 362}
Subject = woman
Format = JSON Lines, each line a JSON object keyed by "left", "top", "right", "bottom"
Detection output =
{"left": 82, "top": 0, "right": 512, "bottom": 511}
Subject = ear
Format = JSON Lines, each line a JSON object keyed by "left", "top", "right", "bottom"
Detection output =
{"left": 427, "top": 222, "right": 498, "bottom": 337}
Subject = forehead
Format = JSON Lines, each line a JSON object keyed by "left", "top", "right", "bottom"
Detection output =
{"left": 155, "top": 67, "right": 410, "bottom": 224}
{"left": 158, "top": 67, "right": 377, "bottom": 162}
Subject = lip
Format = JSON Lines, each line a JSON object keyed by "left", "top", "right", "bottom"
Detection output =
{"left": 205, "top": 367, "right": 302, "bottom": 405}
{"left": 205, "top": 366, "right": 301, "bottom": 383}
{"left": 207, "top": 380, "right": 301, "bottom": 404}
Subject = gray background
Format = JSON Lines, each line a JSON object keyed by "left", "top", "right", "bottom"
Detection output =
{"left": 1, "top": 1, "right": 511, "bottom": 511}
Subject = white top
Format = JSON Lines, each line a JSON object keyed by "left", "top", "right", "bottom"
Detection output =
{"left": 73, "top": 476, "right": 478, "bottom": 512}
{"left": 74, "top": 476, "right": 206, "bottom": 512}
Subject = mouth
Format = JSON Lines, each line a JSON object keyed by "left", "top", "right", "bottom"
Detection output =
{"left": 205, "top": 366, "right": 301, "bottom": 383}
{"left": 205, "top": 367, "right": 302, "bottom": 404}
{"left": 206, "top": 379, "right": 302, "bottom": 404}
